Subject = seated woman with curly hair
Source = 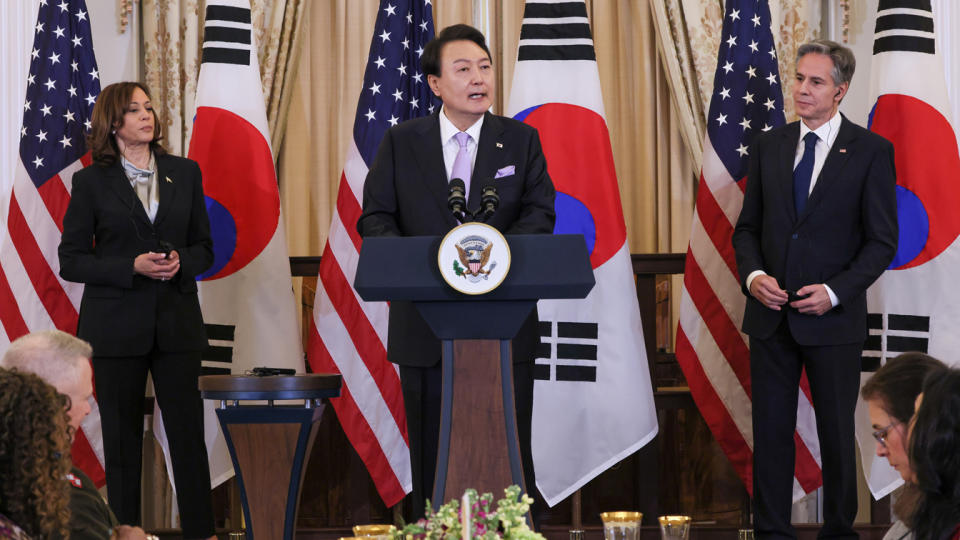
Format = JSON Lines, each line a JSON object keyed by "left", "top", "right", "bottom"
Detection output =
{"left": 0, "top": 368, "right": 72, "bottom": 539}
{"left": 908, "top": 367, "right": 960, "bottom": 540}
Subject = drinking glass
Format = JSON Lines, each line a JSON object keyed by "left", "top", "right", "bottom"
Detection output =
{"left": 352, "top": 525, "right": 395, "bottom": 540}
{"left": 657, "top": 515, "right": 691, "bottom": 540}
{"left": 600, "top": 511, "right": 643, "bottom": 540}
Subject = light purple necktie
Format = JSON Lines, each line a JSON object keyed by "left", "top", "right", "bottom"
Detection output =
{"left": 450, "top": 131, "right": 472, "bottom": 202}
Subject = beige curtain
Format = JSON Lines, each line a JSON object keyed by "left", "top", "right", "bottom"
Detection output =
{"left": 263, "top": 0, "right": 308, "bottom": 156}
{"left": 649, "top": 0, "right": 712, "bottom": 168}
{"left": 278, "top": 1, "right": 380, "bottom": 256}
{"left": 771, "top": 0, "right": 819, "bottom": 121}
{"left": 141, "top": 0, "right": 200, "bottom": 155}
{"left": 279, "top": 0, "right": 693, "bottom": 257}
{"left": 588, "top": 1, "right": 693, "bottom": 254}
{"left": 141, "top": 0, "right": 306, "bottom": 155}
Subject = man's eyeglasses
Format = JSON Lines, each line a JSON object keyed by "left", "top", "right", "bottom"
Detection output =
{"left": 872, "top": 420, "right": 901, "bottom": 447}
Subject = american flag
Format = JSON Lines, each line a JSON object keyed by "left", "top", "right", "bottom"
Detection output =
{"left": 306, "top": 0, "right": 439, "bottom": 506}
{"left": 0, "top": 0, "right": 104, "bottom": 484}
{"left": 675, "top": 0, "right": 824, "bottom": 500}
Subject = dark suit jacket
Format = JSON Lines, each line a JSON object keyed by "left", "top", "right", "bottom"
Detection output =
{"left": 357, "top": 111, "right": 556, "bottom": 367}
{"left": 59, "top": 153, "right": 213, "bottom": 357}
{"left": 732, "top": 116, "right": 898, "bottom": 345}
{"left": 58, "top": 467, "right": 117, "bottom": 540}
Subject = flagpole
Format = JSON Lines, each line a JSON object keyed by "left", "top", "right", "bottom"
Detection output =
{"left": 571, "top": 490, "right": 582, "bottom": 530}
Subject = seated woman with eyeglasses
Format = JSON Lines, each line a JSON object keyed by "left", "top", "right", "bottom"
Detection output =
{"left": 907, "top": 366, "right": 960, "bottom": 540}
{"left": 861, "top": 352, "right": 946, "bottom": 540}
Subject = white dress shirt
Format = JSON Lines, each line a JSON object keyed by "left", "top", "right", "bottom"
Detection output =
{"left": 746, "top": 110, "right": 843, "bottom": 307}
{"left": 438, "top": 106, "right": 484, "bottom": 197}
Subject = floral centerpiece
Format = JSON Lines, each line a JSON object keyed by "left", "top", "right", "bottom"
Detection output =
{"left": 394, "top": 485, "right": 545, "bottom": 540}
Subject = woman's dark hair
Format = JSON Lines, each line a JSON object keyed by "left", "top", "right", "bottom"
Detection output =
{"left": 909, "top": 367, "right": 960, "bottom": 540}
{"left": 421, "top": 24, "right": 491, "bottom": 78}
{"left": 862, "top": 352, "right": 946, "bottom": 425}
{"left": 87, "top": 81, "right": 167, "bottom": 166}
{"left": 861, "top": 353, "right": 946, "bottom": 526}
{"left": 0, "top": 368, "right": 72, "bottom": 538}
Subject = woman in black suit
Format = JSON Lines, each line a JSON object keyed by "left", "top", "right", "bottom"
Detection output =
{"left": 58, "top": 82, "right": 215, "bottom": 539}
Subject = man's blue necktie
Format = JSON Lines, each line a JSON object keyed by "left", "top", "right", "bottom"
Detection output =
{"left": 793, "top": 132, "right": 819, "bottom": 215}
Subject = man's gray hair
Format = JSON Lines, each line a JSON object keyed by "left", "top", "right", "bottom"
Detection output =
{"left": 797, "top": 39, "right": 856, "bottom": 86}
{"left": 1, "top": 330, "right": 92, "bottom": 389}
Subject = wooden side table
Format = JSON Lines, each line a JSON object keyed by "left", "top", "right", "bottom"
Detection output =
{"left": 199, "top": 374, "right": 342, "bottom": 540}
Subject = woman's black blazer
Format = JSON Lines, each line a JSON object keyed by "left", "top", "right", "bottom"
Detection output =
{"left": 59, "top": 153, "right": 213, "bottom": 357}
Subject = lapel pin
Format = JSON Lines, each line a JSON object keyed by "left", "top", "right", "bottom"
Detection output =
{"left": 165, "top": 176, "right": 173, "bottom": 183}
{"left": 496, "top": 142, "right": 503, "bottom": 148}
{"left": 839, "top": 148, "right": 847, "bottom": 153}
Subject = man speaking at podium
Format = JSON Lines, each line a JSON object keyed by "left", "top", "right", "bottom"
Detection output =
{"left": 357, "top": 24, "right": 555, "bottom": 516}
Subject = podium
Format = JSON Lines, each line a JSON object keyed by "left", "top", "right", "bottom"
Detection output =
{"left": 355, "top": 234, "right": 594, "bottom": 504}
{"left": 199, "top": 374, "right": 342, "bottom": 540}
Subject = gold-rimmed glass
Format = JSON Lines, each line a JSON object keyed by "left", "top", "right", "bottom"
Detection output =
{"left": 658, "top": 515, "right": 691, "bottom": 540}
{"left": 352, "top": 525, "right": 395, "bottom": 540}
{"left": 601, "top": 511, "right": 643, "bottom": 540}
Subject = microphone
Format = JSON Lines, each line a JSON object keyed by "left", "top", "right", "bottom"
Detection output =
{"left": 479, "top": 185, "right": 499, "bottom": 222}
{"left": 447, "top": 178, "right": 467, "bottom": 222}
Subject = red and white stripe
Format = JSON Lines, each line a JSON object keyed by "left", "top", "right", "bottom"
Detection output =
{"left": 676, "top": 137, "right": 822, "bottom": 500}
{"left": 306, "top": 139, "right": 411, "bottom": 507}
{"left": 0, "top": 153, "right": 106, "bottom": 486}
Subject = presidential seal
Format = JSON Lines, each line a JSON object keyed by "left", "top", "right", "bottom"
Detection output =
{"left": 438, "top": 222, "right": 511, "bottom": 295}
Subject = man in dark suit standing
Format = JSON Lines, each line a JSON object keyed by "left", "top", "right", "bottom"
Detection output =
{"left": 732, "top": 40, "right": 898, "bottom": 539}
{"left": 357, "top": 24, "right": 555, "bottom": 516}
